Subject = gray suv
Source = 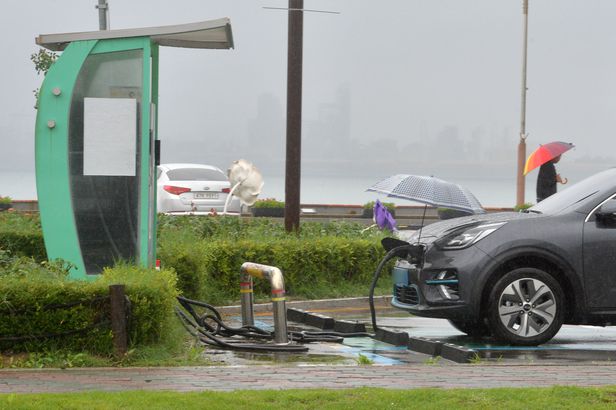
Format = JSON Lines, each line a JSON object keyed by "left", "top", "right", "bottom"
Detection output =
{"left": 391, "top": 168, "right": 616, "bottom": 345}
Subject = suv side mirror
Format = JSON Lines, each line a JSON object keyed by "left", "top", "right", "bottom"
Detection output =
{"left": 595, "top": 200, "right": 616, "bottom": 226}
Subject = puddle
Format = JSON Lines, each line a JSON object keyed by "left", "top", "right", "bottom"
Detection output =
{"left": 201, "top": 315, "right": 359, "bottom": 366}
{"left": 203, "top": 307, "right": 616, "bottom": 366}
{"left": 376, "top": 316, "right": 616, "bottom": 364}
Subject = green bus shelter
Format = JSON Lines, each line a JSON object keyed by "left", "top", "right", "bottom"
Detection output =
{"left": 35, "top": 19, "right": 234, "bottom": 280}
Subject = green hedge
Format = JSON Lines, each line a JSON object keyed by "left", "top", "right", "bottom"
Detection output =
{"left": 0, "top": 253, "right": 178, "bottom": 354}
{"left": 0, "top": 213, "right": 390, "bottom": 310}
{"left": 0, "top": 213, "right": 46, "bottom": 261}
{"left": 156, "top": 214, "right": 387, "bottom": 241}
{"left": 158, "top": 226, "right": 386, "bottom": 305}
{"left": 252, "top": 198, "right": 285, "bottom": 208}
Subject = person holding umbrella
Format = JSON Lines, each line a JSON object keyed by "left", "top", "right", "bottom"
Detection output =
{"left": 524, "top": 141, "right": 575, "bottom": 203}
{"left": 536, "top": 155, "right": 567, "bottom": 202}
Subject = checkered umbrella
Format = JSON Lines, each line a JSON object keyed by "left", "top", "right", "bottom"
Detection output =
{"left": 367, "top": 174, "right": 485, "bottom": 214}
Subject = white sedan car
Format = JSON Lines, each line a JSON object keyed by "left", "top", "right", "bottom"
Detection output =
{"left": 157, "top": 163, "right": 240, "bottom": 214}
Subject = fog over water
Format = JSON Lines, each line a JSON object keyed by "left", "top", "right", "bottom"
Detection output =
{"left": 0, "top": 167, "right": 599, "bottom": 208}
{"left": 1, "top": 1, "right": 615, "bottom": 204}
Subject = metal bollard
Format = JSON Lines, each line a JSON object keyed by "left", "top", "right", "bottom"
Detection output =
{"left": 240, "top": 262, "right": 288, "bottom": 344}
{"left": 240, "top": 275, "right": 254, "bottom": 327}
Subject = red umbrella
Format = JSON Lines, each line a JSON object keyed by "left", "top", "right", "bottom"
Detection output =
{"left": 524, "top": 141, "right": 575, "bottom": 175}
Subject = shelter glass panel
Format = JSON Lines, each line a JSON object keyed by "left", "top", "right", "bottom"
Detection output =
{"left": 68, "top": 49, "right": 143, "bottom": 274}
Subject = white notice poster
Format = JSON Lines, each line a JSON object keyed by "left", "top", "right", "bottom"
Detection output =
{"left": 83, "top": 97, "right": 137, "bottom": 176}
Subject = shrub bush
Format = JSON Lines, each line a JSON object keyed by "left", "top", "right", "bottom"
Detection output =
{"left": 0, "top": 252, "right": 178, "bottom": 354}
{"left": 362, "top": 201, "right": 396, "bottom": 218}
{"left": 513, "top": 202, "right": 534, "bottom": 212}
{"left": 157, "top": 218, "right": 386, "bottom": 305}
{"left": 157, "top": 214, "right": 385, "bottom": 241}
{"left": 363, "top": 201, "right": 395, "bottom": 213}
{"left": 100, "top": 264, "right": 178, "bottom": 347}
{"left": 0, "top": 213, "right": 389, "bottom": 311}
{"left": 0, "top": 213, "right": 392, "bottom": 354}
{"left": 251, "top": 198, "right": 285, "bottom": 209}
{"left": 0, "top": 213, "right": 46, "bottom": 261}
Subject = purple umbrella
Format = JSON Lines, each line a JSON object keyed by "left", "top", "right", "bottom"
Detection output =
{"left": 374, "top": 199, "right": 397, "bottom": 231}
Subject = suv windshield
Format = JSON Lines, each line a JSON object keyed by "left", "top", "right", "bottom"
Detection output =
{"left": 531, "top": 168, "right": 616, "bottom": 215}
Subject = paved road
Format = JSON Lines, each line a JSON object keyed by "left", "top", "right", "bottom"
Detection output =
{"left": 2, "top": 363, "right": 616, "bottom": 393}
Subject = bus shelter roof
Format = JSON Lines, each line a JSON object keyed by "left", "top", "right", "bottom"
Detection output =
{"left": 36, "top": 18, "right": 234, "bottom": 51}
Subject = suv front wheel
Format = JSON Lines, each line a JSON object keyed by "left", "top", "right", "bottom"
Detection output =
{"left": 487, "top": 268, "right": 565, "bottom": 346}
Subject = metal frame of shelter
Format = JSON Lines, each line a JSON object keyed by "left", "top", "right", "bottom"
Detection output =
{"left": 35, "top": 19, "right": 234, "bottom": 280}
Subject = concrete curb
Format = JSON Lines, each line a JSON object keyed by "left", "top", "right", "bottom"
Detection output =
{"left": 408, "top": 336, "right": 443, "bottom": 356}
{"left": 440, "top": 343, "right": 479, "bottom": 363}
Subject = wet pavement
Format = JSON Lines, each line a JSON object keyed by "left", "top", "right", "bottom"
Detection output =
{"left": 373, "top": 316, "right": 616, "bottom": 364}
{"left": 3, "top": 300, "right": 616, "bottom": 393}
{"left": 4, "top": 320, "right": 616, "bottom": 393}
{"left": 4, "top": 364, "right": 616, "bottom": 393}
{"left": 211, "top": 304, "right": 616, "bottom": 366}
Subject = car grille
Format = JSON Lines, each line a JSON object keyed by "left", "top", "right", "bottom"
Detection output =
{"left": 395, "top": 284, "right": 419, "bottom": 305}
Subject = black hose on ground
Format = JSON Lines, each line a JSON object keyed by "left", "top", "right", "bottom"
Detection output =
{"left": 175, "top": 296, "right": 372, "bottom": 352}
{"left": 368, "top": 245, "right": 413, "bottom": 332}
{"left": 175, "top": 306, "right": 309, "bottom": 352}
{"left": 177, "top": 243, "right": 412, "bottom": 353}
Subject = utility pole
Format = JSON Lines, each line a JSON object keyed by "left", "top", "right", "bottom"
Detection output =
{"left": 516, "top": 0, "right": 529, "bottom": 206}
{"left": 285, "top": 0, "right": 303, "bottom": 233}
{"left": 96, "top": 0, "right": 110, "bottom": 30}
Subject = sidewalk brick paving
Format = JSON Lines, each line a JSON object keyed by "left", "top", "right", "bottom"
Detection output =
{"left": 2, "top": 364, "right": 616, "bottom": 393}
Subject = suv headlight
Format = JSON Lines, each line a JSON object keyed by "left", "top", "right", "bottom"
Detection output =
{"left": 435, "top": 222, "right": 506, "bottom": 250}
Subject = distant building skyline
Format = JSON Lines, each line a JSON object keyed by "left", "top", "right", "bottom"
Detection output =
{"left": 160, "top": 83, "right": 614, "bottom": 181}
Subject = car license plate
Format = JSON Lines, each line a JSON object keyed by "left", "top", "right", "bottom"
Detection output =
{"left": 193, "top": 192, "right": 219, "bottom": 199}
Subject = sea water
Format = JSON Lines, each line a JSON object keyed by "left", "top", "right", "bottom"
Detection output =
{"left": 0, "top": 170, "right": 537, "bottom": 207}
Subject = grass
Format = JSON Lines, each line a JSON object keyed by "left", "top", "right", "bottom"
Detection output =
{"left": 0, "top": 212, "right": 40, "bottom": 233}
{"left": 469, "top": 353, "right": 483, "bottom": 365}
{"left": 2, "top": 386, "right": 616, "bottom": 409}
{"left": 355, "top": 353, "right": 374, "bottom": 365}
{"left": 424, "top": 355, "right": 442, "bottom": 365}
{"left": 0, "top": 320, "right": 214, "bottom": 369}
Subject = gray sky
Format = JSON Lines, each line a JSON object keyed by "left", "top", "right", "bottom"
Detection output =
{"left": 1, "top": 0, "right": 616, "bottom": 199}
